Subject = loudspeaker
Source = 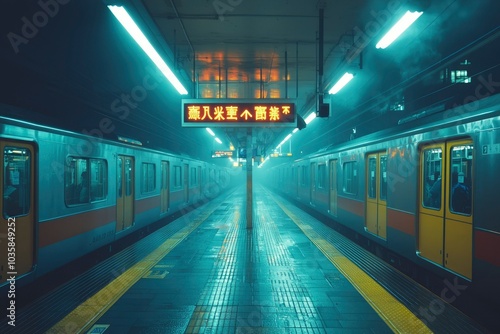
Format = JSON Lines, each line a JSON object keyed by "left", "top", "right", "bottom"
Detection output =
{"left": 297, "top": 115, "right": 306, "bottom": 130}
{"left": 317, "top": 103, "right": 330, "bottom": 118}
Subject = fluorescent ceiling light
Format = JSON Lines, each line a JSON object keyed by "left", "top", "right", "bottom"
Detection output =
{"left": 304, "top": 112, "right": 317, "bottom": 124}
{"left": 278, "top": 133, "right": 292, "bottom": 148}
{"left": 206, "top": 127, "right": 215, "bottom": 136}
{"left": 215, "top": 137, "right": 222, "bottom": 144}
{"left": 292, "top": 128, "right": 299, "bottom": 133}
{"left": 258, "top": 156, "right": 269, "bottom": 168}
{"left": 107, "top": 5, "right": 188, "bottom": 95}
{"left": 329, "top": 72, "right": 354, "bottom": 95}
{"left": 376, "top": 10, "right": 423, "bottom": 49}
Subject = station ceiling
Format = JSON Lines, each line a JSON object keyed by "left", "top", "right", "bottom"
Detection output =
{"left": 1, "top": 0, "right": 499, "bottom": 164}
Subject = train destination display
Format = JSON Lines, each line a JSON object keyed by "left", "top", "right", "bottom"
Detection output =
{"left": 182, "top": 99, "right": 296, "bottom": 127}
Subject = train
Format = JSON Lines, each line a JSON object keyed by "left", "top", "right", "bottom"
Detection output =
{"left": 0, "top": 114, "right": 239, "bottom": 292}
{"left": 261, "top": 93, "right": 500, "bottom": 302}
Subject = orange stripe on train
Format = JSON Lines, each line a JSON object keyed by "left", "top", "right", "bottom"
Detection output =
{"left": 39, "top": 196, "right": 160, "bottom": 247}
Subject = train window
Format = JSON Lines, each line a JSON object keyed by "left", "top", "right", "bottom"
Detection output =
{"left": 209, "top": 168, "right": 215, "bottom": 183}
{"left": 90, "top": 159, "right": 108, "bottom": 201}
{"left": 141, "top": 163, "right": 156, "bottom": 193}
{"left": 422, "top": 148, "right": 442, "bottom": 209}
{"left": 3, "top": 146, "right": 31, "bottom": 217}
{"left": 343, "top": 161, "right": 358, "bottom": 195}
{"left": 449, "top": 145, "right": 473, "bottom": 215}
{"left": 380, "top": 155, "right": 387, "bottom": 201}
{"left": 65, "top": 157, "right": 90, "bottom": 205}
{"left": 190, "top": 167, "right": 197, "bottom": 186}
{"left": 125, "top": 158, "right": 132, "bottom": 196}
{"left": 318, "top": 164, "right": 326, "bottom": 189}
{"left": 301, "top": 166, "right": 307, "bottom": 186}
{"left": 368, "top": 157, "right": 376, "bottom": 199}
{"left": 65, "top": 157, "right": 108, "bottom": 205}
{"left": 174, "top": 166, "right": 182, "bottom": 188}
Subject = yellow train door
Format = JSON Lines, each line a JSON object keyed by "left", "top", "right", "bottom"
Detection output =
{"left": 116, "top": 155, "right": 134, "bottom": 232}
{"left": 365, "top": 153, "right": 387, "bottom": 239}
{"left": 418, "top": 140, "right": 473, "bottom": 279}
{"left": 329, "top": 159, "right": 338, "bottom": 216}
{"left": 444, "top": 140, "right": 473, "bottom": 279}
{"left": 160, "top": 161, "right": 169, "bottom": 214}
{"left": 1, "top": 141, "right": 35, "bottom": 284}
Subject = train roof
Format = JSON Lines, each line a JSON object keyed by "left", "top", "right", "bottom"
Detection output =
{"left": 294, "top": 94, "right": 500, "bottom": 163}
{"left": 0, "top": 109, "right": 210, "bottom": 164}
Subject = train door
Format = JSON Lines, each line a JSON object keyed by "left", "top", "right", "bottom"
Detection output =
{"left": 418, "top": 140, "right": 473, "bottom": 279}
{"left": 310, "top": 162, "right": 316, "bottom": 204}
{"left": 1, "top": 142, "right": 35, "bottom": 284}
{"left": 329, "top": 159, "right": 338, "bottom": 216}
{"left": 116, "top": 155, "right": 134, "bottom": 232}
{"left": 160, "top": 161, "right": 169, "bottom": 214}
{"left": 365, "top": 152, "right": 387, "bottom": 239}
{"left": 183, "top": 164, "right": 189, "bottom": 203}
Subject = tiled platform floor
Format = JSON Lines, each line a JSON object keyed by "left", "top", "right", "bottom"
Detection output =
{"left": 94, "top": 187, "right": 394, "bottom": 333}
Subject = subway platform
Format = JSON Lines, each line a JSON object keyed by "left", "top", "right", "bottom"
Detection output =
{"left": 2, "top": 186, "right": 490, "bottom": 333}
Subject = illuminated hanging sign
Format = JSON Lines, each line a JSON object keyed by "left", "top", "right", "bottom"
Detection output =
{"left": 212, "top": 150, "right": 234, "bottom": 158}
{"left": 182, "top": 99, "right": 296, "bottom": 127}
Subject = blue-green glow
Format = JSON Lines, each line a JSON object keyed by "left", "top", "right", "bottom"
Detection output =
{"left": 376, "top": 10, "right": 423, "bottom": 49}
{"left": 328, "top": 72, "right": 354, "bottom": 95}
{"left": 108, "top": 5, "right": 188, "bottom": 95}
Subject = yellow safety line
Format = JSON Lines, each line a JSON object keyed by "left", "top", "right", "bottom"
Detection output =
{"left": 269, "top": 192, "right": 433, "bottom": 334}
{"left": 47, "top": 204, "right": 219, "bottom": 334}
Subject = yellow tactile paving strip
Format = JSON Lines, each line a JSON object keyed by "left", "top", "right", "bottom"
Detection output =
{"left": 268, "top": 191, "right": 433, "bottom": 334}
{"left": 47, "top": 201, "right": 222, "bottom": 334}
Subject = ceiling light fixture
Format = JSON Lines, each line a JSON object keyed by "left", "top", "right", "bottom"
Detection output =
{"left": 277, "top": 133, "right": 292, "bottom": 149}
{"left": 328, "top": 72, "right": 354, "bottom": 95}
{"left": 376, "top": 10, "right": 423, "bottom": 49}
{"left": 304, "top": 112, "right": 317, "bottom": 124}
{"left": 206, "top": 127, "right": 215, "bottom": 136}
{"left": 215, "top": 137, "right": 222, "bottom": 144}
{"left": 107, "top": 5, "right": 188, "bottom": 95}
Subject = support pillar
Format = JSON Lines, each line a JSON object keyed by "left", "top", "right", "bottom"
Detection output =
{"left": 246, "top": 128, "right": 253, "bottom": 229}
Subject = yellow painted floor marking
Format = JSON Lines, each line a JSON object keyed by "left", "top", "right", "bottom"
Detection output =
{"left": 269, "top": 192, "right": 432, "bottom": 334}
{"left": 47, "top": 204, "right": 220, "bottom": 334}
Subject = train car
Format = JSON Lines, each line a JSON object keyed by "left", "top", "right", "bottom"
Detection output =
{"left": 0, "top": 115, "right": 235, "bottom": 291}
{"left": 263, "top": 93, "right": 500, "bottom": 301}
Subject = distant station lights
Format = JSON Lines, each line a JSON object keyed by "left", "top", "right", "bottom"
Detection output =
{"left": 376, "top": 10, "right": 423, "bottom": 49}
{"left": 107, "top": 5, "right": 188, "bottom": 95}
